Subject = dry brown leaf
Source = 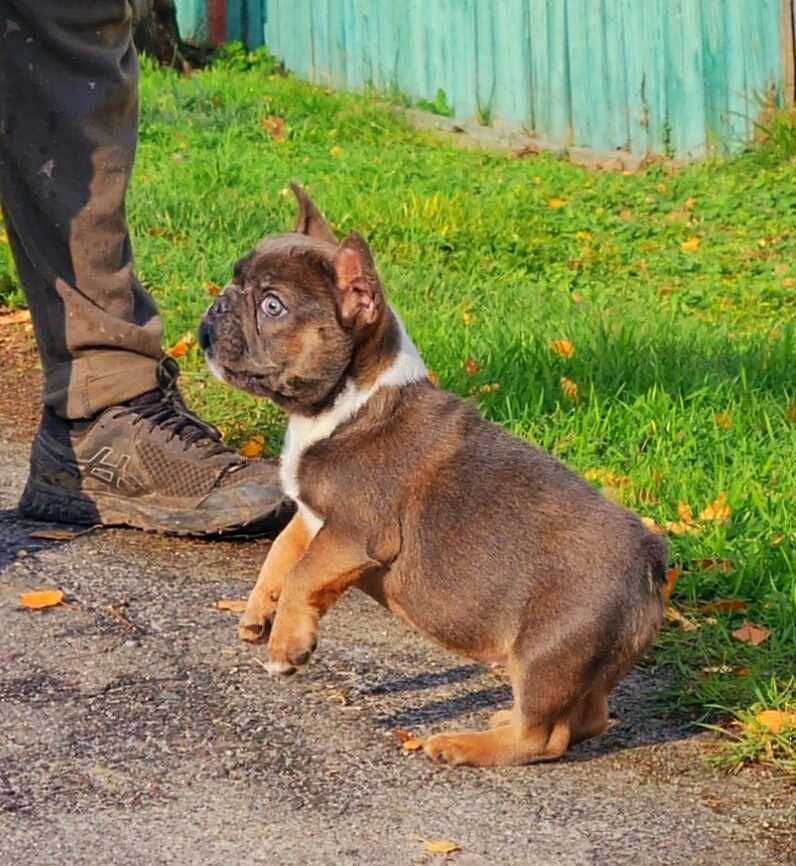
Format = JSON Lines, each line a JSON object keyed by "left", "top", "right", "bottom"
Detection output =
{"left": 560, "top": 377, "right": 579, "bottom": 403}
{"left": 168, "top": 332, "right": 196, "bottom": 359}
{"left": 479, "top": 383, "right": 500, "bottom": 394}
{"left": 664, "top": 605, "right": 699, "bottom": 632}
{"left": 786, "top": 403, "right": 796, "bottom": 424}
{"left": 424, "top": 839, "right": 462, "bottom": 856}
{"left": 548, "top": 197, "right": 567, "bottom": 209}
{"left": 20, "top": 589, "right": 64, "bottom": 610}
{"left": 261, "top": 115, "right": 285, "bottom": 142}
{"left": 684, "top": 196, "right": 697, "bottom": 211}
{"left": 641, "top": 516, "right": 665, "bottom": 535}
{"left": 681, "top": 236, "right": 701, "bottom": 253}
{"left": 240, "top": 434, "right": 266, "bottom": 459}
{"left": 402, "top": 737, "right": 424, "bottom": 752}
{"left": 464, "top": 356, "right": 480, "bottom": 376}
{"left": 662, "top": 567, "right": 681, "bottom": 602}
{"left": 699, "top": 598, "right": 747, "bottom": 614}
{"left": 393, "top": 728, "right": 413, "bottom": 744}
{"left": 695, "top": 558, "right": 734, "bottom": 574}
{"left": 782, "top": 277, "right": 796, "bottom": 289}
{"left": 204, "top": 282, "right": 222, "bottom": 297}
{"left": 214, "top": 599, "right": 248, "bottom": 613}
{"left": 427, "top": 370, "right": 440, "bottom": 387}
{"left": 699, "top": 493, "right": 731, "bottom": 525}
{"left": 714, "top": 411, "right": 733, "bottom": 431}
{"left": 550, "top": 338, "right": 575, "bottom": 359}
{"left": 731, "top": 621, "right": 771, "bottom": 646}
{"left": 751, "top": 709, "right": 796, "bottom": 734}
{"left": 0, "top": 309, "right": 32, "bottom": 326}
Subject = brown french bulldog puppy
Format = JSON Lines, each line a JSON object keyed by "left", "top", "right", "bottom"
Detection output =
{"left": 199, "top": 184, "right": 668, "bottom": 767}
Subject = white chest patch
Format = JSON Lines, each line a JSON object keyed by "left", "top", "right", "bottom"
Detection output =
{"left": 279, "top": 310, "right": 426, "bottom": 536}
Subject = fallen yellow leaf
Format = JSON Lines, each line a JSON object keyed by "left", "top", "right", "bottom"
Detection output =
{"left": 714, "top": 411, "right": 733, "bottom": 431}
{"left": 678, "top": 501, "right": 695, "bottom": 524}
{"left": 684, "top": 197, "right": 697, "bottom": 211}
{"left": 548, "top": 197, "right": 567, "bottom": 209}
{"left": 549, "top": 338, "right": 575, "bottom": 359}
{"left": 240, "top": 434, "right": 266, "bottom": 459}
{"left": 560, "top": 377, "right": 579, "bottom": 403}
{"left": 699, "top": 493, "right": 731, "bottom": 525}
{"left": 20, "top": 589, "right": 64, "bottom": 610}
{"left": 424, "top": 839, "right": 462, "bottom": 856}
{"left": 214, "top": 599, "right": 248, "bottom": 613}
{"left": 731, "top": 621, "right": 771, "bottom": 646}
{"left": 427, "top": 370, "right": 440, "bottom": 387}
{"left": 664, "top": 605, "right": 699, "bottom": 632}
{"left": 168, "top": 332, "right": 196, "bottom": 359}
{"left": 681, "top": 236, "right": 701, "bottom": 253}
{"left": 402, "top": 737, "right": 424, "bottom": 752}
{"left": 0, "top": 309, "right": 31, "bottom": 326}
{"left": 752, "top": 709, "right": 796, "bottom": 734}
{"left": 641, "top": 516, "right": 665, "bottom": 535}
{"left": 329, "top": 145, "right": 343, "bottom": 159}
{"left": 462, "top": 311, "right": 475, "bottom": 327}
{"left": 479, "top": 383, "right": 500, "bottom": 394}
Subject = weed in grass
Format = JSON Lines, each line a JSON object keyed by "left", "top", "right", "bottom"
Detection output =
{"left": 1, "top": 61, "right": 794, "bottom": 770}
{"left": 416, "top": 87, "right": 455, "bottom": 118}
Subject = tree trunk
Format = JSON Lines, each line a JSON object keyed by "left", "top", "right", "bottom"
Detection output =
{"left": 131, "top": 0, "right": 210, "bottom": 71}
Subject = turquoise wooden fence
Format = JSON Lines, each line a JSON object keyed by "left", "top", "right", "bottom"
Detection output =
{"left": 175, "top": 0, "right": 793, "bottom": 159}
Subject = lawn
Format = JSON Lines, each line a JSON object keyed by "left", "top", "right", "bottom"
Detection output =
{"left": 1, "top": 49, "right": 794, "bottom": 769}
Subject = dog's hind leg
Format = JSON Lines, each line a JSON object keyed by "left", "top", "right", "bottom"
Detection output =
{"left": 424, "top": 647, "right": 593, "bottom": 767}
{"left": 239, "top": 511, "right": 314, "bottom": 643}
{"left": 569, "top": 689, "right": 610, "bottom": 744}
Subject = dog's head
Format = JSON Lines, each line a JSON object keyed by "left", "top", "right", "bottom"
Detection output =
{"left": 199, "top": 185, "right": 391, "bottom": 415}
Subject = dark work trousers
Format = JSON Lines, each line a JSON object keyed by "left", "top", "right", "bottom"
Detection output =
{"left": 0, "top": 1, "right": 164, "bottom": 419}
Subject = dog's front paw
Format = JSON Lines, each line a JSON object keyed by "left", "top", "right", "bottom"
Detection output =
{"left": 424, "top": 730, "right": 497, "bottom": 766}
{"left": 238, "top": 593, "right": 278, "bottom": 643}
{"left": 265, "top": 607, "right": 318, "bottom": 676}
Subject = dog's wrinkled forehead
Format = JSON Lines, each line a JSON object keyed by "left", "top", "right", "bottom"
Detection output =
{"left": 235, "top": 233, "right": 339, "bottom": 287}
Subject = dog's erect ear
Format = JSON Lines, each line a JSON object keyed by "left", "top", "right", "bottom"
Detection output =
{"left": 333, "top": 233, "right": 384, "bottom": 329}
{"left": 291, "top": 183, "right": 337, "bottom": 244}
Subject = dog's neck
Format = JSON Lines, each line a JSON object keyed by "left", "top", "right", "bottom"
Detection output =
{"left": 280, "top": 307, "right": 427, "bottom": 520}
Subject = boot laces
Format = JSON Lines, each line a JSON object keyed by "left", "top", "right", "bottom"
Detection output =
{"left": 112, "top": 356, "right": 240, "bottom": 459}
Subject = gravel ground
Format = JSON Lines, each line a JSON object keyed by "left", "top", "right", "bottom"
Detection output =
{"left": 1, "top": 436, "right": 793, "bottom": 866}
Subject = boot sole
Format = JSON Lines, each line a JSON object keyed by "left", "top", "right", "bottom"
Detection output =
{"left": 18, "top": 479, "right": 294, "bottom": 538}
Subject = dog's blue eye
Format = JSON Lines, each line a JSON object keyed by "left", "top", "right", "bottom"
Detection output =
{"left": 261, "top": 293, "right": 286, "bottom": 318}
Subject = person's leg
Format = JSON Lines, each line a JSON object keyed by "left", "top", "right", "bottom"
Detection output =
{"left": 0, "top": 0, "right": 161, "bottom": 417}
{"left": 0, "top": 1, "right": 293, "bottom": 536}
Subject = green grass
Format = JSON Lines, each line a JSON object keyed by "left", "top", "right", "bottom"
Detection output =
{"left": 1, "top": 53, "right": 794, "bottom": 769}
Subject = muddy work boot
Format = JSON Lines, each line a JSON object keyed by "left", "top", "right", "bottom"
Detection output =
{"left": 18, "top": 359, "right": 294, "bottom": 537}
